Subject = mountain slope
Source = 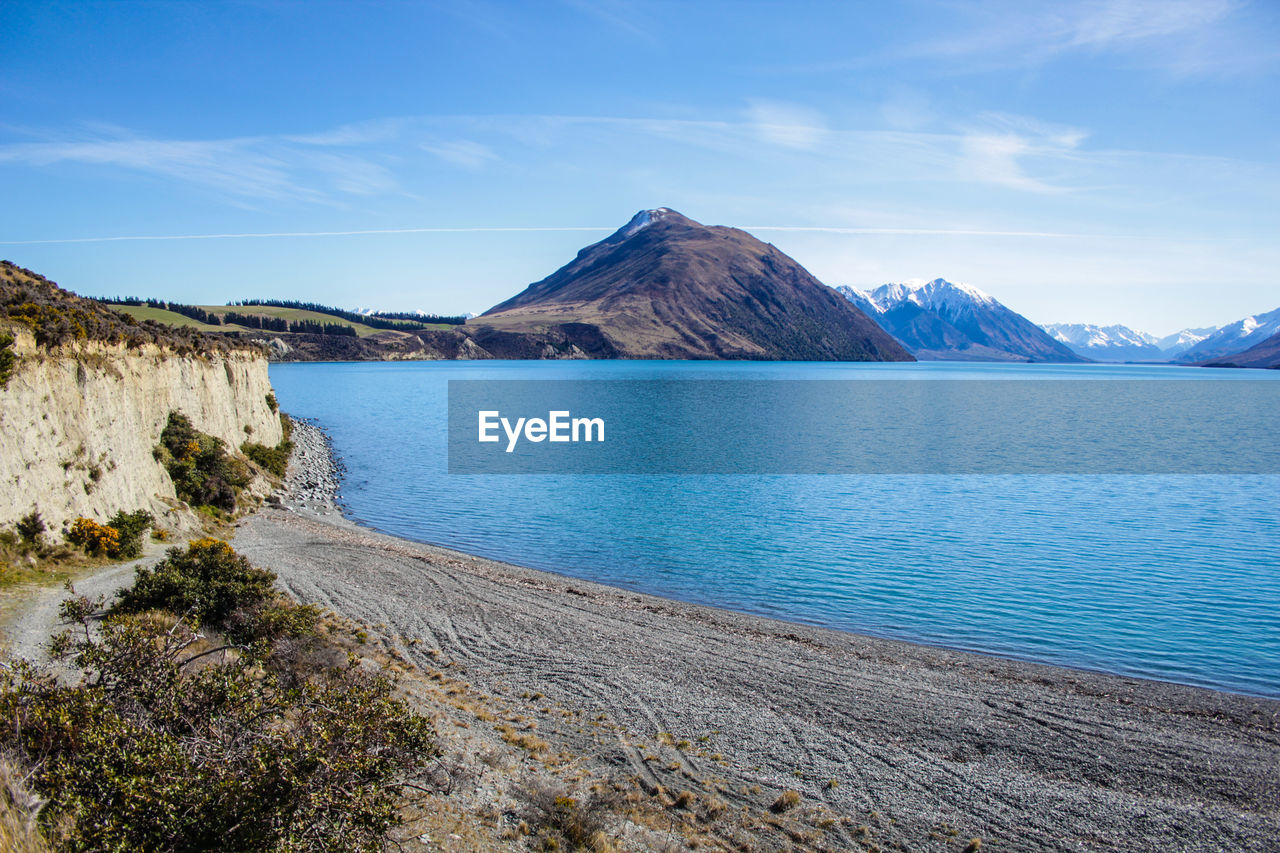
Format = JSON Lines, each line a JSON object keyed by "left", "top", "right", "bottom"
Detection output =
{"left": 1202, "top": 328, "right": 1280, "bottom": 368}
{"left": 837, "top": 279, "right": 1085, "bottom": 362}
{"left": 1176, "top": 306, "right": 1280, "bottom": 363}
{"left": 478, "top": 208, "right": 913, "bottom": 361}
{"left": 1044, "top": 323, "right": 1164, "bottom": 362}
{"left": 1156, "top": 326, "right": 1219, "bottom": 359}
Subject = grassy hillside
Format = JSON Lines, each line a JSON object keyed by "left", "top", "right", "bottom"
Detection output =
{"left": 208, "top": 305, "right": 404, "bottom": 338}
{"left": 0, "top": 262, "right": 246, "bottom": 354}
{"left": 111, "top": 304, "right": 239, "bottom": 332}
{"left": 115, "top": 304, "right": 457, "bottom": 338}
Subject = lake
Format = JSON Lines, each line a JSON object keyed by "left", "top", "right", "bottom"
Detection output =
{"left": 268, "top": 360, "right": 1280, "bottom": 697}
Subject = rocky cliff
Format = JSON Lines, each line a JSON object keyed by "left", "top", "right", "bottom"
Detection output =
{"left": 0, "top": 332, "right": 282, "bottom": 530}
{"left": 0, "top": 261, "right": 282, "bottom": 531}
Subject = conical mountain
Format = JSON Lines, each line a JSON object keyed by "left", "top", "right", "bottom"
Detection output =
{"left": 478, "top": 208, "right": 912, "bottom": 361}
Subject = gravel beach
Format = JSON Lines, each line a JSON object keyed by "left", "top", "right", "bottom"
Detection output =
{"left": 227, "top": 421, "right": 1280, "bottom": 851}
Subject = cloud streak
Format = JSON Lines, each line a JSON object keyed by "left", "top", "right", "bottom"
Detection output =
{"left": 0, "top": 225, "right": 1116, "bottom": 246}
{"left": 0, "top": 125, "right": 400, "bottom": 202}
{"left": 912, "top": 0, "right": 1271, "bottom": 75}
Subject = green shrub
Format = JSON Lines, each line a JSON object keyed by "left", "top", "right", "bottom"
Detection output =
{"left": 0, "top": 606, "right": 437, "bottom": 852}
{"left": 0, "top": 332, "right": 16, "bottom": 389}
{"left": 157, "top": 412, "right": 251, "bottom": 512}
{"left": 112, "top": 538, "right": 277, "bottom": 634}
{"left": 265, "top": 392, "right": 278, "bottom": 413}
{"left": 241, "top": 440, "right": 291, "bottom": 478}
{"left": 105, "top": 509, "right": 152, "bottom": 559}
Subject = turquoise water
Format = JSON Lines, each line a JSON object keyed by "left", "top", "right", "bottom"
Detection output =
{"left": 268, "top": 361, "right": 1280, "bottom": 697}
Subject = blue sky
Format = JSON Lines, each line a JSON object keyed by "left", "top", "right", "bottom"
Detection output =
{"left": 1, "top": 0, "right": 1277, "bottom": 334}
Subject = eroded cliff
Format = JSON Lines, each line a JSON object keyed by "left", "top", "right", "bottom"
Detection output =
{"left": 1, "top": 330, "right": 282, "bottom": 531}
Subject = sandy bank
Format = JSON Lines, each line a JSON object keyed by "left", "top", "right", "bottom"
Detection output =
{"left": 230, "top": 422, "right": 1279, "bottom": 852}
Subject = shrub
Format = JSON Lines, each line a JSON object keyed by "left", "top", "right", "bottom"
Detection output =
{"left": 0, "top": 332, "right": 16, "bottom": 389}
{"left": 770, "top": 789, "right": 801, "bottom": 813}
{"left": 518, "top": 781, "right": 617, "bottom": 851}
{"left": 105, "top": 509, "right": 152, "bottom": 559}
{"left": 112, "top": 538, "right": 276, "bottom": 635}
{"left": 0, "top": 606, "right": 438, "bottom": 852}
{"left": 15, "top": 511, "right": 44, "bottom": 545}
{"left": 265, "top": 392, "right": 278, "bottom": 412}
{"left": 65, "top": 518, "right": 119, "bottom": 557}
{"left": 241, "top": 440, "right": 291, "bottom": 478}
{"left": 158, "top": 411, "right": 251, "bottom": 512}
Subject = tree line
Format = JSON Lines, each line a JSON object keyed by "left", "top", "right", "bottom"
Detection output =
{"left": 229, "top": 299, "right": 465, "bottom": 329}
{"left": 97, "top": 296, "right": 466, "bottom": 332}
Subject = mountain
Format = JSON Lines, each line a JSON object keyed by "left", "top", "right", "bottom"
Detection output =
{"left": 1203, "top": 328, "right": 1280, "bottom": 368}
{"left": 1155, "top": 326, "right": 1219, "bottom": 358}
{"left": 836, "top": 278, "right": 1085, "bottom": 362}
{"left": 1043, "top": 323, "right": 1164, "bottom": 362}
{"left": 478, "top": 208, "right": 913, "bottom": 361}
{"left": 1176, "top": 306, "right": 1280, "bottom": 363}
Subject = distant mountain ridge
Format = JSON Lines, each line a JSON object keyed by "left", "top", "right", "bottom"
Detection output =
{"left": 1044, "top": 322, "right": 1231, "bottom": 362}
{"left": 1176, "top": 306, "right": 1280, "bottom": 363}
{"left": 838, "top": 278, "right": 1085, "bottom": 362}
{"left": 1044, "top": 322, "right": 1164, "bottom": 362}
{"left": 1204, "top": 328, "right": 1280, "bottom": 368}
{"left": 1155, "top": 327, "right": 1219, "bottom": 357}
{"left": 479, "top": 208, "right": 913, "bottom": 361}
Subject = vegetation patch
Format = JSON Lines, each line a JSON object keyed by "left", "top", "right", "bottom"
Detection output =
{"left": 156, "top": 411, "right": 252, "bottom": 513}
{"left": 0, "top": 261, "right": 247, "bottom": 353}
{"left": 0, "top": 332, "right": 15, "bottom": 388}
{"left": 241, "top": 414, "right": 294, "bottom": 478}
{"left": 0, "top": 539, "right": 438, "bottom": 852}
{"left": 111, "top": 537, "right": 322, "bottom": 644}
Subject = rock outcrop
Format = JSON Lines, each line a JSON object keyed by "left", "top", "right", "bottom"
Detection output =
{"left": 1, "top": 331, "right": 281, "bottom": 531}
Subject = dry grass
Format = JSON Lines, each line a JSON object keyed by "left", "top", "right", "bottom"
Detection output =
{"left": 496, "top": 723, "right": 551, "bottom": 754}
{"left": 0, "top": 755, "right": 51, "bottom": 853}
{"left": 770, "top": 789, "right": 802, "bottom": 813}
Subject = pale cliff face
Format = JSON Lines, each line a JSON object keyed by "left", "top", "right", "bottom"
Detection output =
{"left": 0, "top": 332, "right": 283, "bottom": 531}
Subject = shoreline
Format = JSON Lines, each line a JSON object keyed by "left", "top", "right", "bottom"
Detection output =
{"left": 231, "top": 420, "right": 1280, "bottom": 850}
{"left": 279, "top": 417, "right": 1276, "bottom": 702}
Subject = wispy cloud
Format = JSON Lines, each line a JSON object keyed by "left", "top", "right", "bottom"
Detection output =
{"left": 913, "top": 0, "right": 1273, "bottom": 74}
{"left": 3, "top": 105, "right": 1274, "bottom": 225}
{"left": 0, "top": 226, "right": 615, "bottom": 245}
{"left": 423, "top": 139, "right": 500, "bottom": 169}
{"left": 558, "top": 0, "right": 653, "bottom": 39}
{"left": 0, "top": 124, "right": 400, "bottom": 203}
{"left": 744, "top": 100, "right": 829, "bottom": 150}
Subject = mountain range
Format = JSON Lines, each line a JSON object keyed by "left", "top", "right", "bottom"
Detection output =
{"left": 1043, "top": 323, "right": 1165, "bottom": 362}
{"left": 1201, "top": 328, "right": 1280, "bottom": 368}
{"left": 1044, "top": 307, "right": 1280, "bottom": 367}
{"left": 1173, "top": 306, "right": 1280, "bottom": 364}
{"left": 837, "top": 279, "right": 1084, "bottom": 362}
{"left": 1041, "top": 323, "right": 1225, "bottom": 362}
{"left": 478, "top": 208, "right": 912, "bottom": 361}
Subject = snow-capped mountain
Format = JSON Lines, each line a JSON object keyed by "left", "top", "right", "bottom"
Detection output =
{"left": 1155, "top": 326, "right": 1219, "bottom": 358}
{"left": 1176, "top": 306, "right": 1280, "bottom": 363}
{"left": 837, "top": 278, "right": 1086, "bottom": 363}
{"left": 1043, "top": 323, "right": 1164, "bottom": 362}
{"left": 1207, "top": 327, "right": 1280, "bottom": 368}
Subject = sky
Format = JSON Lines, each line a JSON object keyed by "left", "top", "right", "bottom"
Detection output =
{"left": 1, "top": 0, "right": 1277, "bottom": 335}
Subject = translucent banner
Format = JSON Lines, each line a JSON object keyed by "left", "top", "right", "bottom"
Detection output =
{"left": 447, "top": 379, "right": 1280, "bottom": 474}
